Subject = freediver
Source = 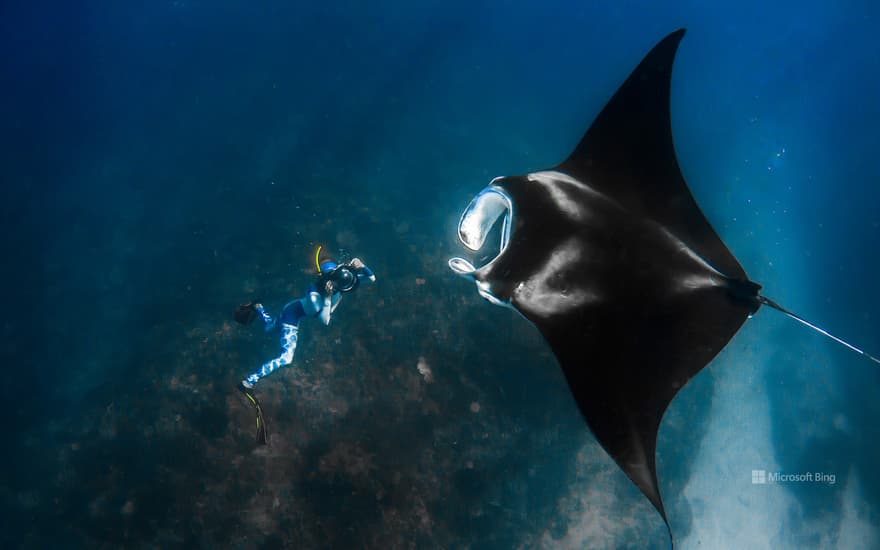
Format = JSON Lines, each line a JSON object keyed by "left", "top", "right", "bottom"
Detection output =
{"left": 233, "top": 246, "right": 376, "bottom": 443}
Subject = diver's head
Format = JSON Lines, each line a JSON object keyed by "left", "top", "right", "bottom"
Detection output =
{"left": 315, "top": 245, "right": 338, "bottom": 273}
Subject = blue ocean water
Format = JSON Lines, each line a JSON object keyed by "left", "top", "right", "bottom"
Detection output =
{"left": 2, "top": 1, "right": 878, "bottom": 548}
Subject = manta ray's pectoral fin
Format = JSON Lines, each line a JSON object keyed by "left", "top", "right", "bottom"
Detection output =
{"left": 557, "top": 28, "right": 747, "bottom": 283}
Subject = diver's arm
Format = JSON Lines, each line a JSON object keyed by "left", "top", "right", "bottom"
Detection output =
{"left": 320, "top": 297, "right": 336, "bottom": 325}
{"left": 350, "top": 258, "right": 376, "bottom": 283}
{"left": 320, "top": 281, "right": 335, "bottom": 325}
{"left": 359, "top": 265, "right": 376, "bottom": 283}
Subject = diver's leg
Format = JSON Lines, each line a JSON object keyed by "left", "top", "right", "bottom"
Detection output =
{"left": 255, "top": 303, "right": 276, "bottom": 331}
{"left": 242, "top": 323, "right": 299, "bottom": 387}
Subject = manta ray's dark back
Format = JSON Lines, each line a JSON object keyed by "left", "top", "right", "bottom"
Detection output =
{"left": 527, "top": 29, "right": 760, "bottom": 535}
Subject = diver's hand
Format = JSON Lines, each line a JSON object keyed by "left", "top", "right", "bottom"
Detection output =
{"left": 350, "top": 258, "right": 365, "bottom": 269}
{"left": 324, "top": 280, "right": 335, "bottom": 294}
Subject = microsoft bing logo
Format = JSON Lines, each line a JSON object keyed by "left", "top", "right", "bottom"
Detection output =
{"left": 750, "top": 468, "right": 836, "bottom": 485}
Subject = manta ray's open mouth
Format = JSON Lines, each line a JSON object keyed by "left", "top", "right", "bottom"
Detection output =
{"left": 448, "top": 185, "right": 512, "bottom": 276}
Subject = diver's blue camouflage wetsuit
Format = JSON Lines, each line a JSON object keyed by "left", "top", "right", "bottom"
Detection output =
{"left": 242, "top": 257, "right": 376, "bottom": 388}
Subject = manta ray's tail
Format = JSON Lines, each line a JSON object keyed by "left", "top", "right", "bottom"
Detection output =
{"left": 758, "top": 295, "right": 880, "bottom": 365}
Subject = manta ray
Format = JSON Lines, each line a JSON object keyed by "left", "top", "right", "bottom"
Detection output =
{"left": 448, "top": 29, "right": 878, "bottom": 545}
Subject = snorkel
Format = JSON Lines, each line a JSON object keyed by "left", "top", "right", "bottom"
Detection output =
{"left": 315, "top": 245, "right": 338, "bottom": 274}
